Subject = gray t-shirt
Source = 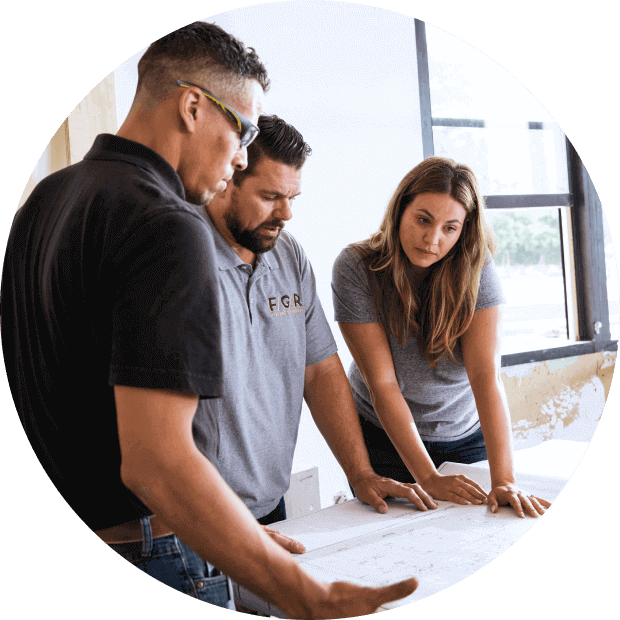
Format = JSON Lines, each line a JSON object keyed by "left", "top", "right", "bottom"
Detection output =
{"left": 332, "top": 244, "right": 505, "bottom": 442}
{"left": 193, "top": 214, "right": 337, "bottom": 519}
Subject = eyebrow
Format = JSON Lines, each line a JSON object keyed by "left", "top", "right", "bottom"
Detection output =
{"left": 263, "top": 190, "right": 302, "bottom": 199}
{"left": 416, "top": 208, "right": 462, "bottom": 225}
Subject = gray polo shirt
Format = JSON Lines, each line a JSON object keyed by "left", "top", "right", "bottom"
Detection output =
{"left": 332, "top": 245, "right": 505, "bottom": 442}
{"left": 192, "top": 214, "right": 337, "bottom": 519}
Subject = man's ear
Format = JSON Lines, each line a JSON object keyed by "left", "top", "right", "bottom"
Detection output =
{"left": 178, "top": 86, "right": 203, "bottom": 133}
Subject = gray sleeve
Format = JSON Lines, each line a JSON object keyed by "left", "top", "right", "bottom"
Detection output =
{"left": 294, "top": 239, "right": 337, "bottom": 367}
{"left": 475, "top": 251, "right": 506, "bottom": 312}
{"left": 332, "top": 246, "right": 379, "bottom": 323}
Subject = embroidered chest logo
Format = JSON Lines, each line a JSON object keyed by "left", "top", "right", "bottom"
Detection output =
{"left": 268, "top": 293, "right": 304, "bottom": 317}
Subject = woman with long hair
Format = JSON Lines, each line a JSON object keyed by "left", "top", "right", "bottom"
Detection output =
{"left": 332, "top": 157, "right": 549, "bottom": 517}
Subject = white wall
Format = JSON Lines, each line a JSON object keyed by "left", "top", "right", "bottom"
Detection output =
{"left": 115, "top": 1, "right": 424, "bottom": 508}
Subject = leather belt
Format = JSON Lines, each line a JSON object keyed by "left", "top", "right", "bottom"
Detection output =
{"left": 95, "top": 514, "right": 174, "bottom": 544}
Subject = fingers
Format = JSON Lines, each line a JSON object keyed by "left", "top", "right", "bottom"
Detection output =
{"left": 396, "top": 483, "right": 437, "bottom": 510}
{"left": 459, "top": 476, "right": 487, "bottom": 502}
{"left": 512, "top": 491, "right": 550, "bottom": 518}
{"left": 368, "top": 577, "right": 419, "bottom": 610}
{"left": 521, "top": 494, "right": 550, "bottom": 517}
{"left": 368, "top": 493, "right": 390, "bottom": 515}
{"left": 421, "top": 474, "right": 486, "bottom": 505}
{"left": 367, "top": 484, "right": 424, "bottom": 514}
{"left": 452, "top": 475, "right": 487, "bottom": 504}
{"left": 356, "top": 478, "right": 438, "bottom": 513}
{"left": 533, "top": 495, "right": 552, "bottom": 509}
{"left": 489, "top": 487, "right": 551, "bottom": 518}
{"left": 324, "top": 578, "right": 419, "bottom": 617}
{"left": 263, "top": 526, "right": 306, "bottom": 554}
{"left": 508, "top": 493, "right": 528, "bottom": 518}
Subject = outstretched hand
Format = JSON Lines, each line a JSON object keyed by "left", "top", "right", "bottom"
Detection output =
{"left": 488, "top": 484, "right": 551, "bottom": 518}
{"left": 308, "top": 577, "right": 419, "bottom": 618}
{"left": 353, "top": 472, "right": 437, "bottom": 513}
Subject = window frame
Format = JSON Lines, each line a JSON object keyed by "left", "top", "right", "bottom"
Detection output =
{"left": 415, "top": 19, "right": 617, "bottom": 367}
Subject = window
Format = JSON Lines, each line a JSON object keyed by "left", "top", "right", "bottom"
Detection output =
{"left": 415, "top": 19, "right": 617, "bottom": 365}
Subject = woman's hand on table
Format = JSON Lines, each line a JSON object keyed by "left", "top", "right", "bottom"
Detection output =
{"left": 353, "top": 472, "right": 438, "bottom": 513}
{"left": 488, "top": 484, "right": 551, "bottom": 518}
{"left": 415, "top": 472, "right": 488, "bottom": 505}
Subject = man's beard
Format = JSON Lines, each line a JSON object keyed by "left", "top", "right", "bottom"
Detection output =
{"left": 185, "top": 188, "right": 216, "bottom": 208}
{"left": 224, "top": 207, "right": 285, "bottom": 255}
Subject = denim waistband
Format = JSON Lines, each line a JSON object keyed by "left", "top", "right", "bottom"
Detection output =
{"left": 137, "top": 516, "right": 222, "bottom": 578}
{"left": 140, "top": 516, "right": 153, "bottom": 556}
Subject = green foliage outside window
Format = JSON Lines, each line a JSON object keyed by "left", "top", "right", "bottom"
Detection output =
{"left": 487, "top": 210, "right": 562, "bottom": 266}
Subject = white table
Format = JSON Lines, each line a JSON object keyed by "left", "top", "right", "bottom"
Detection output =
{"left": 233, "top": 440, "right": 588, "bottom": 616}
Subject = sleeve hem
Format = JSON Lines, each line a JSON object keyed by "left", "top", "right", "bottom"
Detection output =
{"left": 333, "top": 314, "right": 380, "bottom": 324}
{"left": 305, "top": 343, "right": 338, "bottom": 368}
{"left": 474, "top": 298, "right": 506, "bottom": 313}
{"left": 109, "top": 365, "right": 222, "bottom": 398}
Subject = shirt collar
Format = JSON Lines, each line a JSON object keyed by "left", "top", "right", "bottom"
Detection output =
{"left": 200, "top": 209, "right": 276, "bottom": 272}
{"left": 85, "top": 134, "right": 186, "bottom": 201}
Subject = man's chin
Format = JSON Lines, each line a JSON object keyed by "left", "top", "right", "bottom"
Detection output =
{"left": 252, "top": 233, "right": 281, "bottom": 255}
{"left": 230, "top": 226, "right": 281, "bottom": 255}
{"left": 185, "top": 190, "right": 216, "bottom": 207}
{"left": 255, "top": 239, "right": 279, "bottom": 254}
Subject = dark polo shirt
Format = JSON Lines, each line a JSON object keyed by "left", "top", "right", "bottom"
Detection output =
{"left": 1, "top": 134, "right": 222, "bottom": 530}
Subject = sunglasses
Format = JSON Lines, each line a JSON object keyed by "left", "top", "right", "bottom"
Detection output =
{"left": 176, "top": 79, "right": 259, "bottom": 148}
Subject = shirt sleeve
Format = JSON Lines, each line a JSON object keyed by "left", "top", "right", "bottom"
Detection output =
{"left": 475, "top": 251, "right": 507, "bottom": 312}
{"left": 332, "top": 245, "right": 378, "bottom": 323}
{"left": 288, "top": 236, "right": 337, "bottom": 367}
{"left": 108, "top": 209, "right": 222, "bottom": 398}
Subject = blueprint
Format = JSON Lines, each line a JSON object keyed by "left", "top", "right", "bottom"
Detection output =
{"left": 267, "top": 462, "right": 569, "bottom": 609}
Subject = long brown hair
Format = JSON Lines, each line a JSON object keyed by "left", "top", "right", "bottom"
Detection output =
{"left": 352, "top": 157, "right": 496, "bottom": 367}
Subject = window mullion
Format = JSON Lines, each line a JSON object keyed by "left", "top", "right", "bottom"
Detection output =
{"left": 567, "top": 139, "right": 611, "bottom": 345}
{"left": 415, "top": 19, "right": 434, "bottom": 159}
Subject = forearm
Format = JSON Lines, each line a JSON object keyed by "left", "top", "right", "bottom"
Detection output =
{"left": 471, "top": 374, "right": 516, "bottom": 487}
{"left": 369, "top": 384, "right": 437, "bottom": 483}
{"left": 122, "top": 444, "right": 324, "bottom": 618}
{"left": 304, "top": 356, "right": 374, "bottom": 486}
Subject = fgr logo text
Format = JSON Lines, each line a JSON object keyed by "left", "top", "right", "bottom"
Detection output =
{"left": 268, "top": 294, "right": 303, "bottom": 317}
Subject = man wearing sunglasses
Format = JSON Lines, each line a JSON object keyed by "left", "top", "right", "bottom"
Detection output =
{"left": 176, "top": 79, "right": 260, "bottom": 148}
{"left": 2, "top": 20, "right": 418, "bottom": 618}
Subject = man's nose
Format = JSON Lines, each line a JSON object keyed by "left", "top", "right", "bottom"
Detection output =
{"left": 274, "top": 198, "right": 293, "bottom": 221}
{"left": 231, "top": 145, "right": 248, "bottom": 170}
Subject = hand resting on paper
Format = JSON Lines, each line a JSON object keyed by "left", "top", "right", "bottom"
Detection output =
{"left": 488, "top": 483, "right": 551, "bottom": 518}
{"left": 415, "top": 472, "right": 488, "bottom": 505}
{"left": 262, "top": 524, "right": 306, "bottom": 554}
{"left": 352, "top": 471, "right": 438, "bottom": 514}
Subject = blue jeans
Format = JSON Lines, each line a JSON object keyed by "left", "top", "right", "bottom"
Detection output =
{"left": 109, "top": 517, "right": 234, "bottom": 609}
{"left": 357, "top": 415, "right": 488, "bottom": 484}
